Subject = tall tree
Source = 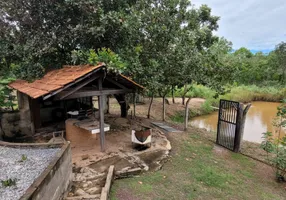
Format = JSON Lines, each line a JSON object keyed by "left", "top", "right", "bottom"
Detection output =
{"left": 119, "top": 1, "right": 220, "bottom": 118}
{"left": 0, "top": 0, "right": 137, "bottom": 75}
{"left": 274, "top": 42, "right": 286, "bottom": 84}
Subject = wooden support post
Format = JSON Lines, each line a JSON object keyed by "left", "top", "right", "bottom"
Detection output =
{"left": 133, "top": 93, "right": 136, "bottom": 118}
{"left": 162, "top": 95, "right": 166, "bottom": 121}
{"left": 100, "top": 165, "right": 114, "bottom": 200}
{"left": 184, "top": 98, "right": 191, "bottom": 131}
{"left": 98, "top": 77, "right": 105, "bottom": 152}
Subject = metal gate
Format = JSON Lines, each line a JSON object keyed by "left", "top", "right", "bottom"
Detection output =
{"left": 216, "top": 99, "right": 240, "bottom": 151}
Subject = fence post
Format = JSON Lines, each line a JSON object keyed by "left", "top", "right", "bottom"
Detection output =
{"left": 234, "top": 103, "right": 251, "bottom": 153}
{"left": 216, "top": 100, "right": 222, "bottom": 144}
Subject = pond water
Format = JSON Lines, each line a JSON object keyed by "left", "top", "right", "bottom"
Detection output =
{"left": 190, "top": 101, "right": 285, "bottom": 143}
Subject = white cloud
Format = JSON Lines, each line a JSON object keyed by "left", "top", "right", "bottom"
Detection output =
{"left": 192, "top": 0, "right": 286, "bottom": 51}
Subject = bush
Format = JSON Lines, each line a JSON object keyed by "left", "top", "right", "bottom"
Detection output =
{"left": 173, "top": 84, "right": 216, "bottom": 99}
{"left": 261, "top": 100, "right": 286, "bottom": 182}
{"left": 221, "top": 85, "right": 285, "bottom": 102}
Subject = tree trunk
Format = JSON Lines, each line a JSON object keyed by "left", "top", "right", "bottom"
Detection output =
{"left": 162, "top": 95, "right": 166, "bottom": 121}
{"left": 172, "top": 85, "right": 175, "bottom": 104}
{"left": 234, "top": 103, "right": 251, "bottom": 152}
{"left": 184, "top": 98, "right": 192, "bottom": 131}
{"left": 239, "top": 103, "right": 251, "bottom": 141}
{"left": 182, "top": 96, "right": 185, "bottom": 105}
{"left": 114, "top": 94, "right": 128, "bottom": 118}
{"left": 147, "top": 95, "right": 154, "bottom": 119}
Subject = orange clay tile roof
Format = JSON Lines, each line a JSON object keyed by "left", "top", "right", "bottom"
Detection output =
{"left": 9, "top": 64, "right": 104, "bottom": 99}
{"left": 9, "top": 63, "right": 144, "bottom": 99}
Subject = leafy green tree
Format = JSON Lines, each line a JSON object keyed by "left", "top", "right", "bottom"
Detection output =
{"left": 0, "top": 0, "right": 137, "bottom": 77}
{"left": 274, "top": 42, "right": 286, "bottom": 84}
{"left": 0, "top": 77, "right": 16, "bottom": 111}
{"left": 71, "top": 48, "right": 127, "bottom": 72}
{"left": 119, "top": 0, "right": 220, "bottom": 119}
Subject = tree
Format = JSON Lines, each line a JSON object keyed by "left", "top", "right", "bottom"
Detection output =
{"left": 0, "top": 0, "right": 137, "bottom": 77}
{"left": 274, "top": 42, "right": 286, "bottom": 84}
{"left": 119, "top": 1, "right": 220, "bottom": 119}
{"left": 183, "top": 38, "right": 234, "bottom": 130}
{"left": 0, "top": 77, "right": 16, "bottom": 111}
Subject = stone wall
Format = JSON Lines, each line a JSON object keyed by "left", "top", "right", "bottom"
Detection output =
{"left": 0, "top": 92, "right": 33, "bottom": 138}
{"left": 20, "top": 142, "right": 72, "bottom": 200}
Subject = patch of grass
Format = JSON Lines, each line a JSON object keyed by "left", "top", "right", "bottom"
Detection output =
{"left": 1, "top": 178, "right": 17, "bottom": 187}
{"left": 231, "top": 152, "right": 254, "bottom": 167}
{"left": 170, "top": 112, "right": 184, "bottom": 123}
{"left": 21, "top": 154, "right": 27, "bottom": 162}
{"left": 193, "top": 166, "right": 234, "bottom": 188}
{"left": 111, "top": 131, "right": 286, "bottom": 200}
{"left": 221, "top": 85, "right": 286, "bottom": 103}
{"left": 172, "top": 84, "right": 286, "bottom": 106}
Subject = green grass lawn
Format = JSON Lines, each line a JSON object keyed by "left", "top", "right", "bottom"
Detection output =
{"left": 110, "top": 131, "right": 286, "bottom": 200}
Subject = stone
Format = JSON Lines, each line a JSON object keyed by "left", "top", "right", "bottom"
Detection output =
{"left": 86, "top": 186, "right": 101, "bottom": 195}
{"left": 82, "top": 181, "right": 93, "bottom": 188}
{"left": 81, "top": 154, "right": 90, "bottom": 160}
{"left": 75, "top": 188, "right": 87, "bottom": 196}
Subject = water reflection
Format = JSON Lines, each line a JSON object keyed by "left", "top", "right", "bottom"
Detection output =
{"left": 190, "top": 101, "right": 284, "bottom": 143}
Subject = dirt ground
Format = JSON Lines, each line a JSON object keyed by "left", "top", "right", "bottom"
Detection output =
{"left": 110, "top": 97, "right": 205, "bottom": 121}
{"left": 69, "top": 115, "right": 171, "bottom": 168}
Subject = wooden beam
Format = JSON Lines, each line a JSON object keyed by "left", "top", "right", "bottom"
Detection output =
{"left": 54, "top": 74, "right": 100, "bottom": 100}
{"left": 100, "top": 165, "right": 114, "bottom": 200}
{"left": 62, "top": 89, "right": 132, "bottom": 100}
{"left": 133, "top": 92, "right": 136, "bottom": 117}
{"left": 43, "top": 68, "right": 102, "bottom": 100}
{"left": 98, "top": 78, "right": 105, "bottom": 152}
{"left": 105, "top": 77, "right": 128, "bottom": 90}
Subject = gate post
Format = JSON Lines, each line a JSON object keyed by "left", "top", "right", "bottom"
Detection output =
{"left": 216, "top": 100, "right": 223, "bottom": 145}
{"left": 234, "top": 103, "right": 251, "bottom": 153}
{"left": 234, "top": 104, "right": 243, "bottom": 153}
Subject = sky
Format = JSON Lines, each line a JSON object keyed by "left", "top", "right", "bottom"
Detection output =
{"left": 192, "top": 0, "right": 286, "bottom": 53}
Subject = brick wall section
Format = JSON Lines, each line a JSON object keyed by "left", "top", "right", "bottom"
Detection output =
{"left": 20, "top": 142, "right": 72, "bottom": 200}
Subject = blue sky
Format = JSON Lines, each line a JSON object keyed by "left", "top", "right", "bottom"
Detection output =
{"left": 192, "top": 0, "right": 286, "bottom": 53}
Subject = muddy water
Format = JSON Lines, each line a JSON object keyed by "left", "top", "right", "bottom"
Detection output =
{"left": 190, "top": 101, "right": 285, "bottom": 143}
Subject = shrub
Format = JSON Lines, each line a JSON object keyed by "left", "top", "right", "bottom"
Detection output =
{"left": 261, "top": 100, "right": 286, "bottom": 182}
{"left": 20, "top": 154, "right": 27, "bottom": 162}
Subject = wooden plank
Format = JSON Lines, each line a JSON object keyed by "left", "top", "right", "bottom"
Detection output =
{"left": 105, "top": 165, "right": 114, "bottom": 195}
{"left": 105, "top": 77, "right": 128, "bottom": 90}
{"left": 54, "top": 74, "right": 100, "bottom": 100}
{"left": 100, "top": 165, "right": 114, "bottom": 200}
{"left": 133, "top": 92, "right": 136, "bottom": 117}
{"left": 65, "top": 194, "right": 100, "bottom": 200}
{"left": 98, "top": 78, "right": 105, "bottom": 152}
{"left": 63, "top": 89, "right": 132, "bottom": 100}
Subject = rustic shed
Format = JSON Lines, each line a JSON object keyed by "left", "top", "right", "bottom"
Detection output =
{"left": 9, "top": 63, "right": 143, "bottom": 151}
